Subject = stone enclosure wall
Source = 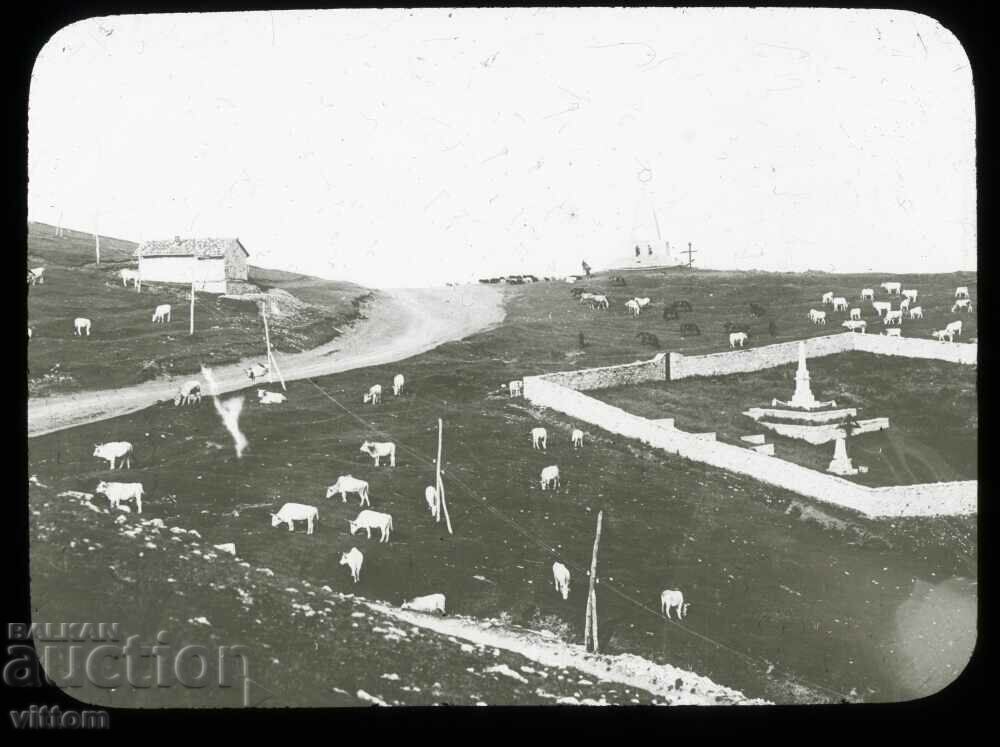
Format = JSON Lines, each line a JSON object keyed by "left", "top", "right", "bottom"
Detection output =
{"left": 539, "top": 353, "right": 667, "bottom": 391}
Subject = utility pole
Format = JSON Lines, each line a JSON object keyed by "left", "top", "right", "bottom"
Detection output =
{"left": 583, "top": 509, "right": 603, "bottom": 653}
{"left": 436, "top": 418, "right": 453, "bottom": 535}
{"left": 683, "top": 242, "right": 697, "bottom": 268}
{"left": 189, "top": 280, "right": 196, "bottom": 336}
{"left": 261, "top": 302, "right": 287, "bottom": 391}
{"left": 94, "top": 214, "right": 101, "bottom": 265}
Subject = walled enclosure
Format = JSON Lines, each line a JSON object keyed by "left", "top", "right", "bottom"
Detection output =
{"left": 521, "top": 334, "right": 977, "bottom": 519}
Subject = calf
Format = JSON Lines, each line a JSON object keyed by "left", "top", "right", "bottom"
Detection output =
{"left": 326, "top": 475, "right": 370, "bottom": 506}
{"left": 270, "top": 503, "right": 319, "bottom": 534}
{"left": 152, "top": 304, "right": 171, "bottom": 323}
{"left": 660, "top": 589, "right": 688, "bottom": 620}
{"left": 552, "top": 562, "right": 571, "bottom": 600}
{"left": 348, "top": 509, "right": 393, "bottom": 543}
{"left": 360, "top": 441, "right": 396, "bottom": 467}
{"left": 174, "top": 380, "right": 202, "bottom": 406}
{"left": 932, "top": 329, "right": 954, "bottom": 342}
{"left": 340, "top": 547, "right": 364, "bottom": 583}
{"left": 93, "top": 441, "right": 133, "bottom": 470}
{"left": 393, "top": 374, "right": 405, "bottom": 396}
{"left": 729, "top": 331, "right": 748, "bottom": 348}
{"left": 401, "top": 593, "right": 446, "bottom": 615}
{"left": 74, "top": 317, "right": 92, "bottom": 336}
{"left": 540, "top": 465, "right": 560, "bottom": 491}
{"left": 531, "top": 427, "right": 548, "bottom": 450}
{"left": 95, "top": 481, "right": 144, "bottom": 514}
{"left": 571, "top": 429, "right": 584, "bottom": 448}
{"left": 363, "top": 384, "right": 382, "bottom": 405}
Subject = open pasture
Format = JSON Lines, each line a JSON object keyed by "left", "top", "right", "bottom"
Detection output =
{"left": 29, "top": 271, "right": 977, "bottom": 703}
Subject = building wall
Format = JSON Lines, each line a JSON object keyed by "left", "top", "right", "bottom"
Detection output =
{"left": 137, "top": 256, "right": 228, "bottom": 293}
{"left": 225, "top": 245, "right": 249, "bottom": 281}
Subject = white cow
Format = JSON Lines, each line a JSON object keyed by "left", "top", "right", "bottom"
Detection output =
{"left": 808, "top": 309, "right": 827, "bottom": 325}
{"left": 729, "top": 332, "right": 748, "bottom": 348}
{"left": 360, "top": 441, "right": 396, "bottom": 467}
{"left": 552, "top": 562, "right": 571, "bottom": 600}
{"left": 245, "top": 363, "right": 269, "bottom": 384}
{"left": 393, "top": 374, "right": 405, "bottom": 396}
{"left": 424, "top": 485, "right": 440, "bottom": 518}
{"left": 326, "top": 475, "right": 370, "bottom": 506}
{"left": 540, "top": 465, "right": 560, "bottom": 491}
{"left": 908, "top": 306, "right": 923, "bottom": 320}
{"left": 363, "top": 384, "right": 382, "bottom": 405}
{"left": 951, "top": 299, "right": 972, "bottom": 314}
{"left": 270, "top": 503, "right": 318, "bottom": 534}
{"left": 902, "top": 289, "right": 918, "bottom": 303}
{"left": 27, "top": 327, "right": 32, "bottom": 341}
{"left": 821, "top": 292, "right": 834, "bottom": 305}
{"left": 28, "top": 267, "right": 45, "bottom": 285}
{"left": 883, "top": 328, "right": 902, "bottom": 337}
{"left": 578, "top": 292, "right": 597, "bottom": 304}
{"left": 74, "top": 317, "right": 92, "bottom": 336}
{"left": 591, "top": 294, "right": 609, "bottom": 310}
{"left": 95, "top": 481, "right": 144, "bottom": 514}
{"left": 625, "top": 299, "right": 641, "bottom": 317}
{"left": 531, "top": 427, "right": 548, "bottom": 450}
{"left": 660, "top": 589, "right": 689, "bottom": 620}
{"left": 832, "top": 297, "right": 848, "bottom": 312}
{"left": 899, "top": 298, "right": 911, "bottom": 313}
{"left": 634, "top": 297, "right": 651, "bottom": 309}
{"left": 955, "top": 286, "right": 970, "bottom": 299}
{"left": 508, "top": 380, "right": 523, "bottom": 398}
{"left": 849, "top": 308, "right": 862, "bottom": 321}
{"left": 173, "top": 380, "right": 202, "bottom": 406}
{"left": 348, "top": 509, "right": 393, "bottom": 543}
{"left": 402, "top": 593, "right": 446, "bottom": 615}
{"left": 571, "top": 428, "right": 584, "bottom": 448}
{"left": 932, "top": 329, "right": 954, "bottom": 343}
{"left": 152, "top": 304, "right": 171, "bottom": 323}
{"left": 881, "top": 281, "right": 902, "bottom": 295}
{"left": 860, "top": 288, "right": 875, "bottom": 301}
{"left": 945, "top": 320, "right": 963, "bottom": 338}
{"left": 340, "top": 547, "right": 364, "bottom": 583}
{"left": 119, "top": 269, "right": 141, "bottom": 289}
{"left": 257, "top": 389, "right": 287, "bottom": 405}
{"left": 93, "top": 441, "right": 133, "bottom": 470}
{"left": 883, "top": 310, "right": 903, "bottom": 326}
{"left": 841, "top": 320, "right": 867, "bottom": 333}
{"left": 872, "top": 301, "right": 892, "bottom": 318}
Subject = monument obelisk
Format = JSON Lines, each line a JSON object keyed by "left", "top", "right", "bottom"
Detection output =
{"left": 772, "top": 341, "right": 837, "bottom": 410}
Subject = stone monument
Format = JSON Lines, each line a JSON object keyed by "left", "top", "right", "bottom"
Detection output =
{"left": 772, "top": 341, "right": 837, "bottom": 410}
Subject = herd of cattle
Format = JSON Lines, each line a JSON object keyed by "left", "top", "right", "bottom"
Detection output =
{"left": 809, "top": 282, "right": 973, "bottom": 342}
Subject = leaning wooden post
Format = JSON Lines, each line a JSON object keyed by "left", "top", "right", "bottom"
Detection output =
{"left": 261, "top": 302, "right": 287, "bottom": 391}
{"left": 436, "top": 418, "right": 453, "bottom": 535}
{"left": 189, "top": 280, "right": 196, "bottom": 336}
{"left": 584, "top": 510, "right": 603, "bottom": 653}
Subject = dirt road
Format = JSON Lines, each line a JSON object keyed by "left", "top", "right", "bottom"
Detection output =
{"left": 28, "top": 284, "right": 506, "bottom": 438}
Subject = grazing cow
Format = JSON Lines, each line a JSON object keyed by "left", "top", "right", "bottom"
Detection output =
{"left": 749, "top": 303, "right": 767, "bottom": 318}
{"left": 634, "top": 297, "right": 651, "bottom": 309}
{"left": 729, "top": 332, "right": 749, "bottom": 348}
{"left": 348, "top": 509, "right": 393, "bottom": 543}
{"left": 821, "top": 292, "right": 834, "bottom": 305}
{"left": 660, "top": 589, "right": 688, "bottom": 620}
{"left": 908, "top": 306, "right": 923, "bottom": 320}
{"left": 932, "top": 329, "right": 953, "bottom": 343}
{"left": 531, "top": 427, "right": 548, "bottom": 450}
{"left": 402, "top": 593, "right": 446, "bottom": 615}
{"left": 340, "top": 547, "right": 364, "bottom": 583}
{"left": 571, "top": 429, "right": 584, "bottom": 448}
{"left": 673, "top": 300, "right": 693, "bottom": 312}
{"left": 636, "top": 331, "right": 660, "bottom": 347}
{"left": 28, "top": 268, "right": 45, "bottom": 286}
{"left": 93, "top": 441, "right": 133, "bottom": 470}
{"left": 552, "top": 562, "right": 571, "bottom": 600}
{"left": 951, "top": 299, "right": 972, "bottom": 314}
{"left": 578, "top": 292, "right": 597, "bottom": 304}
{"left": 625, "top": 299, "right": 641, "bottom": 317}
{"left": 883, "top": 328, "right": 902, "bottom": 337}
{"left": 393, "top": 374, "right": 405, "bottom": 396}
{"left": 363, "top": 384, "right": 382, "bottom": 405}
{"left": 257, "top": 389, "right": 287, "bottom": 405}
{"left": 881, "top": 281, "right": 901, "bottom": 295}
{"left": 74, "top": 317, "right": 92, "bottom": 336}
{"left": 872, "top": 301, "right": 892, "bottom": 318}
{"left": 120, "top": 269, "right": 141, "bottom": 289}
{"left": 152, "top": 304, "right": 171, "bottom": 323}
{"left": 680, "top": 322, "right": 701, "bottom": 337}
{"left": 326, "top": 475, "right": 370, "bottom": 506}
{"left": 841, "top": 320, "right": 867, "bottom": 333}
{"left": 945, "top": 320, "right": 963, "bottom": 338}
{"left": 360, "top": 441, "right": 396, "bottom": 467}
{"left": 424, "top": 485, "right": 439, "bottom": 517}
{"left": 902, "top": 289, "right": 918, "bottom": 303}
{"left": 246, "top": 362, "right": 269, "bottom": 384}
{"left": 849, "top": 308, "right": 862, "bottom": 321}
{"left": 270, "top": 503, "right": 319, "bottom": 534}
{"left": 808, "top": 309, "right": 827, "bottom": 325}
{"left": 900, "top": 298, "right": 911, "bottom": 313}
{"left": 95, "top": 481, "right": 144, "bottom": 514}
{"left": 508, "top": 380, "right": 523, "bottom": 398}
{"left": 860, "top": 288, "right": 875, "bottom": 301}
{"left": 883, "top": 310, "right": 903, "bottom": 326}
{"left": 955, "top": 286, "right": 970, "bottom": 299}
{"left": 570, "top": 287, "right": 587, "bottom": 298}
{"left": 832, "top": 297, "right": 848, "bottom": 312}
{"left": 591, "top": 294, "right": 609, "bottom": 310}
{"left": 540, "top": 465, "right": 560, "bottom": 491}
{"left": 173, "top": 380, "right": 202, "bottom": 406}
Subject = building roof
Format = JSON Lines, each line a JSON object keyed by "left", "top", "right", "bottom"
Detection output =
{"left": 136, "top": 237, "right": 249, "bottom": 259}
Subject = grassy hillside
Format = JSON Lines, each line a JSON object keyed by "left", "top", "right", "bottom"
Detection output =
{"left": 28, "top": 267, "right": 977, "bottom": 705}
{"left": 26, "top": 222, "right": 369, "bottom": 395}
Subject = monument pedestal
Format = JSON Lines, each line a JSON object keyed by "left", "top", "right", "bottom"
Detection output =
{"left": 827, "top": 437, "right": 859, "bottom": 476}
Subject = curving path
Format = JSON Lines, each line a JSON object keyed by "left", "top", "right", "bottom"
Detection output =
{"left": 28, "top": 285, "right": 506, "bottom": 438}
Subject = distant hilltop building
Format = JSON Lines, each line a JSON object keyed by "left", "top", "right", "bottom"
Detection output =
{"left": 135, "top": 236, "right": 249, "bottom": 294}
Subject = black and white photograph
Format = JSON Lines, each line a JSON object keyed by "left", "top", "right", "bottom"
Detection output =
{"left": 18, "top": 6, "right": 979, "bottom": 718}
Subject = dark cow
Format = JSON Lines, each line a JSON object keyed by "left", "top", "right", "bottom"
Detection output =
{"left": 636, "top": 332, "right": 661, "bottom": 347}
{"left": 611, "top": 276, "right": 628, "bottom": 286}
{"left": 749, "top": 303, "right": 767, "bottom": 318}
{"left": 680, "top": 322, "right": 701, "bottom": 337}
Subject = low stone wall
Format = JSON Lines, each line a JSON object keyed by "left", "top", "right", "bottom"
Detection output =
{"left": 668, "top": 334, "right": 856, "bottom": 380}
{"left": 539, "top": 353, "right": 667, "bottom": 391}
{"left": 851, "top": 333, "right": 978, "bottom": 364}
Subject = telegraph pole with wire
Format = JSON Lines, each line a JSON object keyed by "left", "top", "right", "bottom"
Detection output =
{"left": 683, "top": 242, "right": 697, "bottom": 268}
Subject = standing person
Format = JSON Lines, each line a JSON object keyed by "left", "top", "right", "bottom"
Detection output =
{"left": 635, "top": 245, "right": 641, "bottom": 258}
{"left": 768, "top": 320, "right": 777, "bottom": 337}
{"left": 582, "top": 260, "right": 591, "bottom": 277}
{"left": 647, "top": 244, "right": 653, "bottom": 256}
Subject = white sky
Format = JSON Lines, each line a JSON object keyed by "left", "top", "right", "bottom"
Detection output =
{"left": 28, "top": 8, "right": 975, "bottom": 288}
